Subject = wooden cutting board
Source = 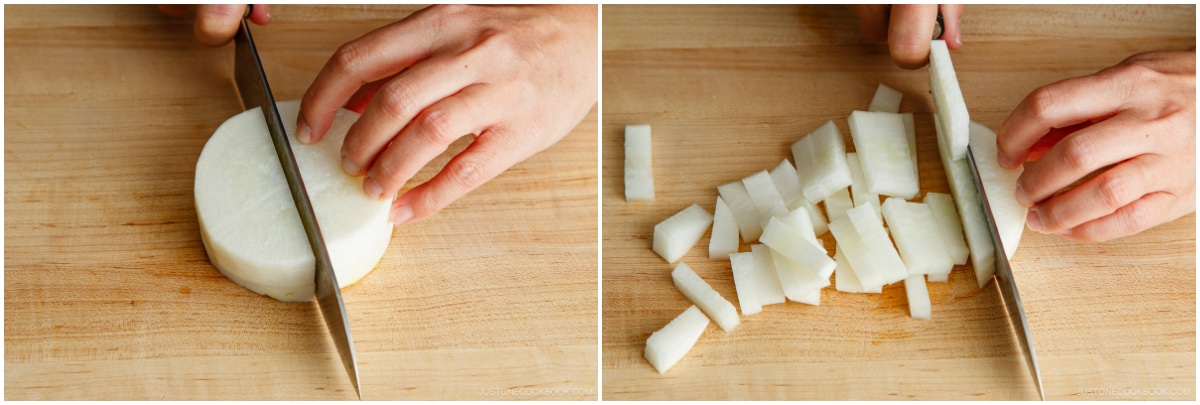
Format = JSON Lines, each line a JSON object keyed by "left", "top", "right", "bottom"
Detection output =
{"left": 602, "top": 4, "right": 1195, "bottom": 400}
{"left": 4, "top": 5, "right": 597, "bottom": 400}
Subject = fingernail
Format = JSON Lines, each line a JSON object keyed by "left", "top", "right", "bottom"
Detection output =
{"left": 390, "top": 205, "right": 413, "bottom": 225}
{"left": 1026, "top": 209, "right": 1044, "bottom": 232}
{"left": 342, "top": 156, "right": 360, "bottom": 176}
{"left": 363, "top": 176, "right": 383, "bottom": 199}
{"left": 296, "top": 119, "right": 312, "bottom": 144}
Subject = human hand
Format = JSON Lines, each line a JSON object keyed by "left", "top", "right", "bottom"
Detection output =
{"left": 997, "top": 50, "right": 1196, "bottom": 242}
{"left": 857, "top": 4, "right": 964, "bottom": 69}
{"left": 297, "top": 5, "right": 598, "bottom": 225}
{"left": 158, "top": 4, "right": 270, "bottom": 47}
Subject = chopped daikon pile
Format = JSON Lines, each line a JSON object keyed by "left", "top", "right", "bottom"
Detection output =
{"left": 846, "top": 204, "right": 909, "bottom": 285}
{"left": 925, "top": 192, "right": 969, "bottom": 266}
{"left": 751, "top": 244, "right": 787, "bottom": 306}
{"left": 624, "top": 124, "right": 655, "bottom": 201}
{"left": 833, "top": 246, "right": 868, "bottom": 293}
{"left": 769, "top": 248, "right": 829, "bottom": 305}
{"left": 868, "top": 83, "right": 903, "bottom": 113}
{"left": 718, "top": 180, "right": 763, "bottom": 242}
{"left": 935, "top": 114, "right": 996, "bottom": 288}
{"left": 761, "top": 217, "right": 836, "bottom": 279}
{"left": 791, "top": 120, "right": 854, "bottom": 203}
{"left": 708, "top": 196, "right": 739, "bottom": 259}
{"left": 880, "top": 198, "right": 954, "bottom": 278}
{"left": 823, "top": 187, "right": 854, "bottom": 223}
{"left": 828, "top": 216, "right": 885, "bottom": 293}
{"left": 729, "top": 252, "right": 762, "bottom": 316}
{"left": 904, "top": 275, "right": 932, "bottom": 320}
{"left": 768, "top": 159, "right": 828, "bottom": 235}
{"left": 672, "top": 262, "right": 740, "bottom": 332}
{"left": 847, "top": 110, "right": 919, "bottom": 199}
{"left": 969, "top": 121, "right": 1027, "bottom": 258}
{"left": 653, "top": 204, "right": 714, "bottom": 264}
{"left": 644, "top": 305, "right": 709, "bottom": 374}
{"left": 846, "top": 152, "right": 881, "bottom": 219}
{"left": 930, "top": 40, "right": 970, "bottom": 161}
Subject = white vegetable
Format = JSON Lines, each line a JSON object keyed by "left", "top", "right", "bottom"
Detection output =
{"left": 769, "top": 248, "right": 828, "bottom": 306}
{"left": 823, "top": 187, "right": 854, "bottom": 223}
{"left": 743, "top": 170, "right": 787, "bottom": 220}
{"left": 195, "top": 100, "right": 392, "bottom": 302}
{"left": 644, "top": 305, "right": 709, "bottom": 374}
{"left": 969, "top": 121, "right": 1027, "bottom": 258}
{"left": 833, "top": 246, "right": 868, "bottom": 293}
{"left": 930, "top": 39, "right": 970, "bottom": 161}
{"left": 868, "top": 83, "right": 903, "bottom": 113}
{"left": 904, "top": 275, "right": 932, "bottom": 320}
{"left": 729, "top": 252, "right": 762, "bottom": 316}
{"left": 846, "top": 152, "right": 881, "bottom": 219}
{"left": 902, "top": 112, "right": 919, "bottom": 184}
{"left": 880, "top": 198, "right": 954, "bottom": 278}
{"left": 653, "top": 204, "right": 714, "bottom": 264}
{"left": 718, "top": 180, "right": 764, "bottom": 242}
{"left": 750, "top": 244, "right": 787, "bottom": 306}
{"left": 791, "top": 120, "right": 854, "bottom": 203}
{"left": 847, "top": 110, "right": 919, "bottom": 199}
{"left": 760, "top": 217, "right": 836, "bottom": 280}
{"left": 846, "top": 204, "right": 909, "bottom": 285}
{"left": 935, "top": 113, "right": 996, "bottom": 288}
{"left": 672, "top": 262, "right": 740, "bottom": 332}
{"left": 708, "top": 196, "right": 739, "bottom": 260}
{"left": 769, "top": 159, "right": 828, "bottom": 235}
{"left": 925, "top": 192, "right": 969, "bottom": 266}
{"left": 624, "top": 124, "right": 655, "bottom": 201}
{"left": 828, "top": 216, "right": 885, "bottom": 293}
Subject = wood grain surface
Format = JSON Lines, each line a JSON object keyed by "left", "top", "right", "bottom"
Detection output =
{"left": 5, "top": 5, "right": 597, "bottom": 400}
{"left": 602, "top": 4, "right": 1195, "bottom": 400}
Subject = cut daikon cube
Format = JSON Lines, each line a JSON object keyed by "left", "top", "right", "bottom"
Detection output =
{"left": 935, "top": 113, "right": 995, "bottom": 288}
{"left": 868, "top": 83, "right": 903, "bottom": 113}
{"left": 930, "top": 39, "right": 970, "bottom": 161}
{"left": 969, "top": 121, "right": 1027, "bottom": 258}
{"left": 904, "top": 275, "right": 932, "bottom": 320}
{"left": 828, "top": 216, "right": 886, "bottom": 293}
{"left": 653, "top": 204, "right": 714, "bottom": 264}
{"left": 881, "top": 198, "right": 954, "bottom": 278}
{"left": 743, "top": 170, "right": 786, "bottom": 218}
{"left": 729, "top": 252, "right": 762, "bottom": 316}
{"left": 846, "top": 152, "right": 881, "bottom": 219}
{"left": 624, "top": 124, "right": 654, "bottom": 201}
{"left": 769, "top": 159, "right": 829, "bottom": 236}
{"left": 846, "top": 204, "right": 909, "bottom": 285}
{"left": 708, "top": 196, "right": 739, "bottom": 260}
{"left": 768, "top": 248, "right": 830, "bottom": 305}
{"left": 834, "top": 246, "right": 868, "bottom": 293}
{"left": 791, "top": 120, "right": 853, "bottom": 203}
{"left": 902, "top": 112, "right": 919, "bottom": 184}
{"left": 925, "top": 192, "right": 969, "bottom": 266}
{"left": 718, "top": 180, "right": 763, "bottom": 243}
{"left": 644, "top": 305, "right": 709, "bottom": 374}
{"left": 760, "top": 217, "right": 836, "bottom": 279}
{"left": 672, "top": 262, "right": 740, "bottom": 332}
{"left": 927, "top": 272, "right": 949, "bottom": 283}
{"left": 847, "top": 110, "right": 919, "bottom": 199}
{"left": 823, "top": 187, "right": 853, "bottom": 223}
{"left": 751, "top": 244, "right": 787, "bottom": 306}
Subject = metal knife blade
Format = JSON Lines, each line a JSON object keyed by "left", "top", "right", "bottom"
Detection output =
{"left": 233, "top": 7, "right": 361, "bottom": 399}
{"left": 965, "top": 145, "right": 1044, "bottom": 400}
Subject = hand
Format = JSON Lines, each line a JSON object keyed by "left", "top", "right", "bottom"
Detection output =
{"left": 297, "top": 5, "right": 598, "bottom": 225}
{"left": 158, "top": 4, "right": 271, "bottom": 47}
{"left": 997, "top": 50, "right": 1196, "bottom": 242}
{"left": 857, "top": 4, "right": 964, "bottom": 69}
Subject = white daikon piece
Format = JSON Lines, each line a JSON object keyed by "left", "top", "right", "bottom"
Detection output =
{"left": 930, "top": 39, "right": 970, "bottom": 161}
{"left": 672, "top": 262, "right": 740, "bottom": 332}
{"left": 708, "top": 196, "right": 739, "bottom": 260}
{"left": 823, "top": 187, "right": 854, "bottom": 223}
{"left": 729, "top": 252, "right": 762, "bottom": 316}
{"left": 846, "top": 204, "right": 909, "bottom": 285}
{"left": 791, "top": 120, "right": 854, "bottom": 203}
{"left": 718, "top": 180, "right": 764, "bottom": 242}
{"left": 847, "top": 110, "right": 919, "bottom": 199}
{"left": 901, "top": 112, "right": 919, "bottom": 184}
{"left": 969, "top": 121, "right": 1027, "bottom": 258}
{"left": 796, "top": 288, "right": 821, "bottom": 306}
{"left": 768, "top": 159, "right": 829, "bottom": 235}
{"left": 828, "top": 217, "right": 886, "bottom": 293}
{"left": 653, "top": 204, "right": 714, "bottom": 264}
{"left": 925, "top": 192, "right": 969, "bottom": 265}
{"left": 868, "top": 83, "right": 903, "bottom": 113}
{"left": 846, "top": 152, "right": 881, "bottom": 219}
{"left": 624, "top": 124, "right": 655, "bottom": 201}
{"left": 760, "top": 217, "right": 836, "bottom": 279}
{"left": 644, "top": 305, "right": 709, "bottom": 374}
{"left": 834, "top": 246, "right": 867, "bottom": 293}
{"left": 759, "top": 201, "right": 790, "bottom": 231}
{"left": 195, "top": 100, "right": 392, "bottom": 302}
{"left": 927, "top": 272, "right": 949, "bottom": 283}
{"left": 768, "top": 248, "right": 830, "bottom": 305}
{"left": 904, "top": 275, "right": 932, "bottom": 320}
{"left": 881, "top": 198, "right": 954, "bottom": 278}
{"left": 935, "top": 113, "right": 996, "bottom": 288}
{"left": 743, "top": 170, "right": 787, "bottom": 217}
{"left": 751, "top": 244, "right": 787, "bottom": 306}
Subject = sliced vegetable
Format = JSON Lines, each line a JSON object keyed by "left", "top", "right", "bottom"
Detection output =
{"left": 769, "top": 248, "right": 829, "bottom": 305}
{"left": 750, "top": 244, "right": 787, "bottom": 306}
{"left": 828, "top": 216, "right": 886, "bottom": 293}
{"left": 624, "top": 124, "right": 655, "bottom": 201}
{"left": 925, "top": 192, "right": 969, "bottom": 266}
{"left": 833, "top": 246, "right": 868, "bottom": 293}
{"left": 644, "top": 305, "right": 709, "bottom": 374}
{"left": 708, "top": 196, "right": 739, "bottom": 259}
{"left": 880, "top": 198, "right": 953, "bottom": 278}
{"left": 672, "top": 262, "right": 740, "bottom": 332}
{"left": 901, "top": 112, "right": 918, "bottom": 184}
{"left": 904, "top": 275, "right": 932, "bottom": 320}
{"left": 718, "top": 180, "right": 763, "bottom": 242}
{"left": 846, "top": 204, "right": 909, "bottom": 285}
{"left": 823, "top": 187, "right": 854, "bottom": 223}
{"left": 847, "top": 110, "right": 919, "bottom": 199}
{"left": 653, "top": 204, "right": 714, "bottom": 264}
{"left": 791, "top": 120, "right": 854, "bottom": 203}
{"left": 868, "top": 83, "right": 903, "bottom": 113}
{"left": 935, "top": 113, "right": 996, "bottom": 288}
{"left": 743, "top": 170, "right": 787, "bottom": 220}
{"left": 770, "top": 160, "right": 830, "bottom": 236}
{"left": 846, "top": 152, "right": 881, "bottom": 219}
{"left": 760, "top": 217, "right": 836, "bottom": 280}
{"left": 969, "top": 121, "right": 1027, "bottom": 258}
{"left": 930, "top": 39, "right": 970, "bottom": 161}
{"left": 729, "top": 252, "right": 762, "bottom": 316}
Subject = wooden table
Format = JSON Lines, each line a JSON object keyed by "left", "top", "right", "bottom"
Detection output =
{"left": 5, "top": 5, "right": 597, "bottom": 400}
{"left": 602, "top": 4, "right": 1194, "bottom": 400}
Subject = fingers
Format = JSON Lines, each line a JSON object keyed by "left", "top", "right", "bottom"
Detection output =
{"left": 887, "top": 5, "right": 939, "bottom": 69}
{"left": 939, "top": 4, "right": 965, "bottom": 49}
{"left": 1014, "top": 114, "right": 1151, "bottom": 206}
{"left": 1056, "top": 192, "right": 1180, "bottom": 242}
{"left": 1026, "top": 155, "right": 1160, "bottom": 234}
{"left": 248, "top": 4, "right": 271, "bottom": 25}
{"left": 857, "top": 5, "right": 890, "bottom": 42}
{"left": 193, "top": 4, "right": 246, "bottom": 47}
{"left": 343, "top": 74, "right": 397, "bottom": 114}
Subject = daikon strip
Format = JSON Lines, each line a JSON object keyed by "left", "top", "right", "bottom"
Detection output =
{"left": 624, "top": 124, "right": 655, "bottom": 201}
{"left": 847, "top": 110, "right": 919, "bottom": 199}
{"left": 930, "top": 39, "right": 970, "bottom": 161}
{"left": 902, "top": 112, "right": 919, "bottom": 184}
{"left": 751, "top": 244, "right": 787, "bottom": 306}
{"left": 828, "top": 216, "right": 886, "bottom": 293}
{"left": 769, "top": 159, "right": 805, "bottom": 210}
{"left": 768, "top": 248, "right": 829, "bottom": 305}
{"left": 718, "top": 180, "right": 763, "bottom": 242}
{"left": 834, "top": 246, "right": 868, "bottom": 293}
{"left": 969, "top": 121, "right": 1027, "bottom": 258}
{"left": 743, "top": 170, "right": 787, "bottom": 219}
{"left": 925, "top": 192, "right": 969, "bottom": 266}
{"left": 881, "top": 198, "right": 953, "bottom": 278}
{"left": 672, "top": 262, "right": 740, "bottom": 332}
{"left": 791, "top": 120, "right": 853, "bottom": 203}
{"left": 905, "top": 275, "right": 932, "bottom": 320}
{"left": 935, "top": 113, "right": 996, "bottom": 288}
{"left": 823, "top": 187, "right": 854, "bottom": 223}
{"left": 760, "top": 217, "right": 836, "bottom": 279}
{"left": 846, "top": 204, "right": 909, "bottom": 285}
{"left": 653, "top": 204, "right": 714, "bottom": 264}
{"left": 868, "top": 83, "right": 903, "bottom": 113}
{"left": 846, "top": 152, "right": 881, "bottom": 219}
{"left": 708, "top": 196, "right": 739, "bottom": 259}
{"left": 644, "top": 305, "right": 709, "bottom": 374}
{"left": 729, "top": 252, "right": 762, "bottom": 316}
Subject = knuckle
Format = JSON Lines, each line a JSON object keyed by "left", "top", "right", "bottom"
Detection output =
{"left": 376, "top": 82, "right": 418, "bottom": 122}
{"left": 415, "top": 109, "right": 460, "bottom": 146}
{"left": 1119, "top": 202, "right": 1151, "bottom": 235}
{"left": 443, "top": 158, "right": 486, "bottom": 193}
{"left": 1060, "top": 135, "right": 1097, "bottom": 173}
{"left": 1027, "top": 87, "right": 1058, "bottom": 122}
{"left": 332, "top": 41, "right": 367, "bottom": 76}
{"left": 1095, "top": 173, "right": 1132, "bottom": 212}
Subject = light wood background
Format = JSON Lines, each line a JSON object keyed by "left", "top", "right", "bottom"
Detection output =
{"left": 602, "top": 4, "right": 1195, "bottom": 400}
{"left": 5, "top": 5, "right": 597, "bottom": 400}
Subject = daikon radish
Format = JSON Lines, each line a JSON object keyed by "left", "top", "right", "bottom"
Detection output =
{"left": 846, "top": 152, "right": 881, "bottom": 219}
{"left": 644, "top": 305, "right": 709, "bottom": 374}
{"left": 708, "top": 196, "right": 739, "bottom": 260}
{"left": 624, "top": 124, "right": 655, "bottom": 201}
{"left": 930, "top": 39, "right": 970, "bottom": 161}
{"left": 846, "top": 204, "right": 909, "bottom": 285}
{"left": 791, "top": 120, "right": 853, "bottom": 203}
{"left": 768, "top": 248, "right": 829, "bottom": 305}
{"left": 761, "top": 217, "right": 836, "bottom": 280}
{"left": 847, "top": 110, "right": 919, "bottom": 199}
{"left": 868, "top": 83, "right": 903, "bottom": 113}
{"left": 828, "top": 216, "right": 885, "bottom": 293}
{"left": 901, "top": 112, "right": 919, "bottom": 184}
{"left": 881, "top": 198, "right": 953, "bottom": 278}
{"left": 751, "top": 244, "right": 787, "bottom": 306}
{"left": 653, "top": 204, "right": 714, "bottom": 264}
{"left": 833, "top": 246, "right": 868, "bottom": 293}
{"left": 969, "top": 121, "right": 1027, "bottom": 258}
{"left": 823, "top": 187, "right": 854, "bottom": 223}
{"left": 718, "top": 180, "right": 763, "bottom": 242}
{"left": 195, "top": 100, "right": 392, "bottom": 302}
{"left": 769, "top": 160, "right": 830, "bottom": 236}
{"left": 729, "top": 252, "right": 762, "bottom": 316}
{"left": 935, "top": 114, "right": 996, "bottom": 288}
{"left": 905, "top": 275, "right": 932, "bottom": 320}
{"left": 925, "top": 192, "right": 969, "bottom": 266}
{"left": 672, "top": 262, "right": 740, "bottom": 332}
{"left": 743, "top": 170, "right": 787, "bottom": 218}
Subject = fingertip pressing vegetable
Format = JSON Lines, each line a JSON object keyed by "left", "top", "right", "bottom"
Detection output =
{"left": 653, "top": 204, "right": 714, "bottom": 264}
{"left": 672, "top": 262, "right": 740, "bottom": 332}
{"left": 791, "top": 120, "right": 854, "bottom": 203}
{"left": 644, "top": 305, "right": 710, "bottom": 374}
{"left": 708, "top": 196, "right": 739, "bottom": 260}
{"left": 624, "top": 124, "right": 655, "bottom": 202}
{"left": 729, "top": 252, "right": 762, "bottom": 316}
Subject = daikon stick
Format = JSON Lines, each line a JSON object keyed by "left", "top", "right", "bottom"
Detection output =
{"left": 769, "top": 159, "right": 805, "bottom": 210}
{"left": 653, "top": 204, "right": 714, "bottom": 264}
{"left": 925, "top": 192, "right": 969, "bottom": 266}
{"left": 791, "top": 120, "right": 854, "bottom": 203}
{"left": 969, "top": 121, "right": 1027, "bottom": 258}
{"left": 847, "top": 110, "right": 919, "bottom": 199}
{"left": 834, "top": 246, "right": 868, "bottom": 293}
{"left": 644, "top": 305, "right": 709, "bottom": 374}
{"left": 846, "top": 204, "right": 909, "bottom": 285}
{"left": 868, "top": 83, "right": 903, "bottom": 113}
{"left": 881, "top": 198, "right": 954, "bottom": 278}
{"left": 760, "top": 217, "right": 836, "bottom": 280}
{"left": 672, "top": 262, "right": 740, "bottom": 332}
{"left": 768, "top": 248, "right": 829, "bottom": 305}
{"left": 902, "top": 112, "right": 919, "bottom": 184}
{"left": 729, "top": 252, "right": 762, "bottom": 316}
{"left": 751, "top": 244, "right": 787, "bottom": 306}
{"left": 823, "top": 187, "right": 854, "bottom": 223}
{"left": 624, "top": 124, "right": 655, "bottom": 201}
{"left": 828, "top": 216, "right": 886, "bottom": 293}
{"left": 708, "top": 196, "right": 739, "bottom": 259}
{"left": 718, "top": 180, "right": 763, "bottom": 242}
{"left": 905, "top": 275, "right": 932, "bottom": 320}
{"left": 846, "top": 152, "right": 881, "bottom": 219}
{"left": 935, "top": 113, "right": 996, "bottom": 288}
{"left": 930, "top": 39, "right": 970, "bottom": 161}
{"left": 743, "top": 170, "right": 787, "bottom": 219}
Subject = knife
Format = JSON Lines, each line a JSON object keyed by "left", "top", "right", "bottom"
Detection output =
{"left": 233, "top": 6, "right": 361, "bottom": 399}
{"left": 965, "top": 145, "right": 1044, "bottom": 401}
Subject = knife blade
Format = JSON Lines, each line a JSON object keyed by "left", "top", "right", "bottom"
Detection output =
{"left": 233, "top": 6, "right": 361, "bottom": 399}
{"left": 965, "top": 145, "right": 1044, "bottom": 400}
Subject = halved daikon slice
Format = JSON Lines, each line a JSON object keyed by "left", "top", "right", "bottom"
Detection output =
{"left": 904, "top": 275, "right": 932, "bottom": 320}
{"left": 672, "top": 262, "right": 740, "bottom": 332}
{"left": 791, "top": 120, "right": 853, "bottom": 203}
{"left": 761, "top": 217, "right": 836, "bottom": 279}
{"left": 653, "top": 204, "right": 714, "bottom": 264}
{"left": 718, "top": 180, "right": 763, "bottom": 242}
{"left": 868, "top": 83, "right": 903, "bottom": 113}
{"left": 925, "top": 192, "right": 969, "bottom": 266}
{"left": 881, "top": 198, "right": 953, "bottom": 278}
{"left": 823, "top": 187, "right": 854, "bottom": 223}
{"left": 751, "top": 244, "right": 787, "bottom": 306}
{"left": 847, "top": 110, "right": 919, "bottom": 199}
{"left": 743, "top": 170, "right": 787, "bottom": 218}
{"left": 846, "top": 152, "right": 881, "bottom": 219}
{"left": 930, "top": 39, "right": 970, "bottom": 161}
{"left": 828, "top": 216, "right": 885, "bottom": 293}
{"left": 969, "top": 121, "right": 1027, "bottom": 258}
{"left": 708, "top": 196, "right": 739, "bottom": 260}
{"left": 769, "top": 160, "right": 830, "bottom": 236}
{"left": 624, "top": 124, "right": 655, "bottom": 201}
{"left": 729, "top": 252, "right": 762, "bottom": 316}
{"left": 833, "top": 246, "right": 867, "bottom": 293}
{"left": 901, "top": 112, "right": 919, "bottom": 184}
{"left": 846, "top": 204, "right": 909, "bottom": 285}
{"left": 935, "top": 113, "right": 996, "bottom": 288}
{"left": 644, "top": 305, "right": 709, "bottom": 374}
{"left": 768, "top": 248, "right": 829, "bottom": 306}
